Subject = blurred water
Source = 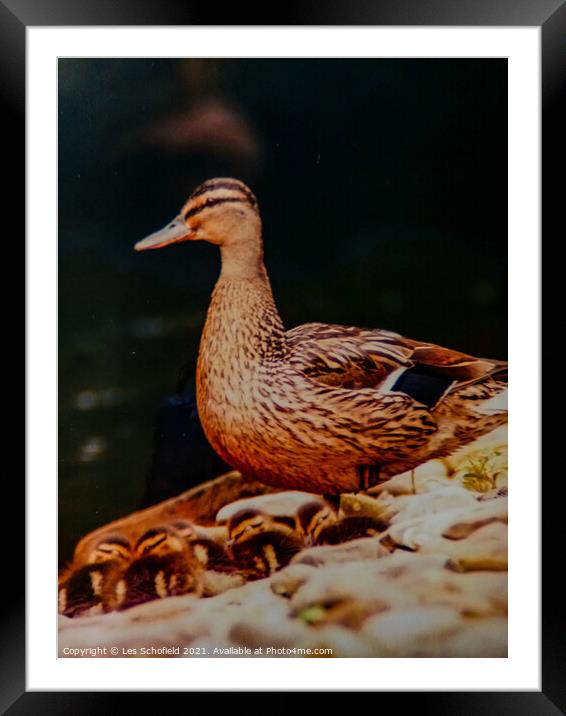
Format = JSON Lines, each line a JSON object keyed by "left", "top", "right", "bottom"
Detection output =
{"left": 58, "top": 59, "right": 507, "bottom": 564}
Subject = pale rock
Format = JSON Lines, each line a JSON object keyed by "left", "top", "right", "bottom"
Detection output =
{"left": 59, "top": 430, "right": 508, "bottom": 659}
{"left": 292, "top": 537, "right": 389, "bottom": 567}
{"left": 216, "top": 490, "right": 323, "bottom": 523}
{"left": 388, "top": 486, "right": 477, "bottom": 523}
{"left": 362, "top": 605, "right": 464, "bottom": 656}
{"left": 381, "top": 494, "right": 507, "bottom": 554}
{"left": 270, "top": 564, "right": 316, "bottom": 598}
{"left": 202, "top": 570, "right": 245, "bottom": 597}
{"left": 369, "top": 459, "right": 451, "bottom": 496}
{"left": 288, "top": 554, "right": 446, "bottom": 616}
{"left": 435, "top": 616, "right": 507, "bottom": 657}
{"left": 340, "top": 492, "right": 391, "bottom": 519}
{"left": 229, "top": 616, "right": 309, "bottom": 650}
{"left": 301, "top": 625, "right": 379, "bottom": 658}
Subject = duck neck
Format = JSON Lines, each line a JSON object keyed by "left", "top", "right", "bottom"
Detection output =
{"left": 203, "top": 243, "right": 287, "bottom": 363}
{"left": 219, "top": 240, "right": 267, "bottom": 282}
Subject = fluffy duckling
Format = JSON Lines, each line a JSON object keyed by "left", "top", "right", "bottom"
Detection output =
{"left": 296, "top": 501, "right": 338, "bottom": 545}
{"left": 85, "top": 534, "right": 132, "bottom": 565}
{"left": 226, "top": 508, "right": 304, "bottom": 579}
{"left": 169, "top": 519, "right": 235, "bottom": 573}
{"left": 317, "top": 515, "right": 389, "bottom": 545}
{"left": 58, "top": 535, "right": 133, "bottom": 618}
{"left": 105, "top": 525, "right": 203, "bottom": 610}
{"left": 59, "top": 559, "right": 124, "bottom": 618}
{"left": 297, "top": 501, "right": 388, "bottom": 546}
{"left": 227, "top": 508, "right": 298, "bottom": 542}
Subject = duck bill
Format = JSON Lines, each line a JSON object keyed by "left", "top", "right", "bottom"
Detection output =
{"left": 134, "top": 216, "right": 194, "bottom": 251}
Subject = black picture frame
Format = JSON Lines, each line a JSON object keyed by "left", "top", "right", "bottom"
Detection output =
{"left": 10, "top": 0, "right": 558, "bottom": 710}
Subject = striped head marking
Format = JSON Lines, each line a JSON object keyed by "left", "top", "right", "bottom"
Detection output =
{"left": 87, "top": 535, "right": 132, "bottom": 564}
{"left": 169, "top": 520, "right": 199, "bottom": 541}
{"left": 227, "top": 508, "right": 269, "bottom": 544}
{"left": 135, "top": 178, "right": 259, "bottom": 252}
{"left": 134, "top": 526, "right": 184, "bottom": 558}
{"left": 297, "top": 502, "right": 336, "bottom": 543}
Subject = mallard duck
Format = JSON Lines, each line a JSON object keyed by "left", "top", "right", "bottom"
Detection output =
{"left": 135, "top": 178, "right": 508, "bottom": 495}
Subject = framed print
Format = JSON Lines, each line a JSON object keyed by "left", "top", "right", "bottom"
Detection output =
{"left": 10, "top": 0, "right": 558, "bottom": 708}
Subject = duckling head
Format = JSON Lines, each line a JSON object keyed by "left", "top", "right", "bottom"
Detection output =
{"left": 296, "top": 501, "right": 338, "bottom": 545}
{"left": 227, "top": 508, "right": 268, "bottom": 546}
{"left": 168, "top": 519, "right": 200, "bottom": 542}
{"left": 134, "top": 178, "right": 260, "bottom": 252}
{"left": 133, "top": 525, "right": 186, "bottom": 559}
{"left": 227, "top": 508, "right": 298, "bottom": 546}
{"left": 86, "top": 534, "right": 132, "bottom": 565}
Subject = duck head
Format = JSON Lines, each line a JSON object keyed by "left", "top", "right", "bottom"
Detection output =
{"left": 134, "top": 178, "right": 260, "bottom": 251}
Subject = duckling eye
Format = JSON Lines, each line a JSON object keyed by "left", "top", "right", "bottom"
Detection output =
{"left": 139, "top": 534, "right": 167, "bottom": 554}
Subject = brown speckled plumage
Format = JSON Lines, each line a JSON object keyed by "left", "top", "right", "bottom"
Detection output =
{"left": 136, "top": 178, "right": 508, "bottom": 495}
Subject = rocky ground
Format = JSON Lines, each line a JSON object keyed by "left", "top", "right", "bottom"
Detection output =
{"left": 59, "top": 427, "right": 507, "bottom": 658}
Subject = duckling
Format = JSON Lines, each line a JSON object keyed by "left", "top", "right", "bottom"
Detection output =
{"left": 59, "top": 559, "right": 124, "bottom": 618}
{"left": 296, "top": 500, "right": 388, "bottom": 546}
{"left": 227, "top": 508, "right": 299, "bottom": 542}
{"left": 85, "top": 534, "right": 132, "bottom": 565}
{"left": 296, "top": 500, "right": 338, "bottom": 545}
{"left": 108, "top": 553, "right": 202, "bottom": 610}
{"left": 169, "top": 519, "right": 235, "bottom": 573}
{"left": 105, "top": 525, "right": 203, "bottom": 610}
{"left": 135, "top": 178, "right": 508, "bottom": 496}
{"left": 58, "top": 535, "right": 134, "bottom": 618}
{"left": 315, "top": 515, "right": 389, "bottom": 546}
{"left": 226, "top": 508, "right": 304, "bottom": 579}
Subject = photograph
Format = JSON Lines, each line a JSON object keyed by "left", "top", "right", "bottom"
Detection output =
{"left": 56, "top": 57, "right": 509, "bottom": 659}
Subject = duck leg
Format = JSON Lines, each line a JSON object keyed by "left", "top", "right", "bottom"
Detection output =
{"left": 357, "top": 464, "right": 381, "bottom": 492}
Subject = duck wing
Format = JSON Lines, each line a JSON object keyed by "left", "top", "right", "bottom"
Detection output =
{"left": 286, "top": 322, "right": 506, "bottom": 393}
{"left": 286, "top": 323, "right": 412, "bottom": 389}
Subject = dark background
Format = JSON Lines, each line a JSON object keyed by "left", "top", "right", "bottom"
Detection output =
{"left": 58, "top": 58, "right": 507, "bottom": 565}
